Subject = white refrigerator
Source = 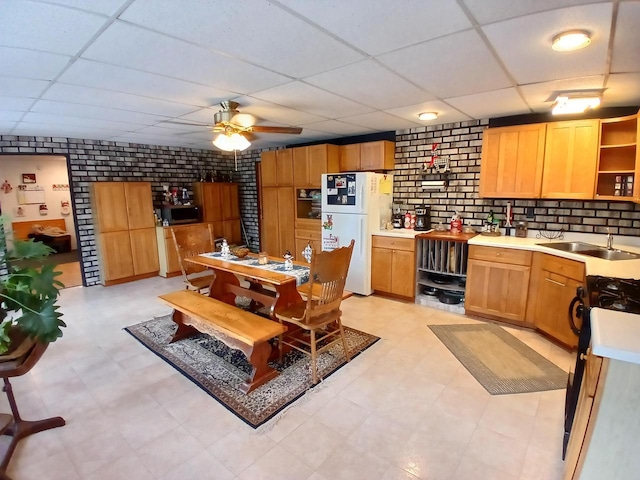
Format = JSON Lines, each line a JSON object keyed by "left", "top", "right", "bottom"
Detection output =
{"left": 321, "top": 172, "right": 393, "bottom": 295}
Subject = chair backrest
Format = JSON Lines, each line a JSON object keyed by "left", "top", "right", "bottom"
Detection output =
{"left": 170, "top": 224, "right": 214, "bottom": 277}
{"left": 302, "top": 239, "right": 355, "bottom": 323}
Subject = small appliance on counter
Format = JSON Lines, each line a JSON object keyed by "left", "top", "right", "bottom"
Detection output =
{"left": 392, "top": 203, "right": 404, "bottom": 228}
{"left": 414, "top": 206, "right": 431, "bottom": 231}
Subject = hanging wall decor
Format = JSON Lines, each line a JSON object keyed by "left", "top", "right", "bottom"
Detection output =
{"left": 1, "top": 179, "right": 12, "bottom": 194}
{"left": 39, "top": 204, "right": 48, "bottom": 216}
{"left": 22, "top": 173, "right": 36, "bottom": 184}
{"left": 61, "top": 200, "right": 71, "bottom": 216}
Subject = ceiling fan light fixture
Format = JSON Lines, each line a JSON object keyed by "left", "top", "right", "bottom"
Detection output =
{"left": 212, "top": 132, "right": 251, "bottom": 152}
{"left": 551, "top": 94, "right": 601, "bottom": 115}
{"left": 551, "top": 30, "right": 591, "bottom": 51}
{"left": 418, "top": 112, "right": 438, "bottom": 121}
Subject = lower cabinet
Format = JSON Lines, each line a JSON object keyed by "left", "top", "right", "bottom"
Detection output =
{"left": 371, "top": 236, "right": 415, "bottom": 299}
{"left": 261, "top": 187, "right": 295, "bottom": 257}
{"left": 294, "top": 221, "right": 321, "bottom": 262}
{"left": 465, "top": 245, "right": 532, "bottom": 324}
{"left": 98, "top": 228, "right": 158, "bottom": 284}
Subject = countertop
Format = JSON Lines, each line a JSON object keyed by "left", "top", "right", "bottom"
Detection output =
{"left": 469, "top": 231, "right": 640, "bottom": 364}
{"left": 373, "top": 228, "right": 428, "bottom": 238}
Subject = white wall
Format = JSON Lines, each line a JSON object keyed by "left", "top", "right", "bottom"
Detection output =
{"left": 0, "top": 155, "right": 77, "bottom": 249}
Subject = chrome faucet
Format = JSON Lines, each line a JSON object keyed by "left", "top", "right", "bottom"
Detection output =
{"left": 606, "top": 228, "right": 614, "bottom": 250}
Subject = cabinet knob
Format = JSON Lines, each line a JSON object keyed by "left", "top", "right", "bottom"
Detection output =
{"left": 580, "top": 353, "right": 587, "bottom": 361}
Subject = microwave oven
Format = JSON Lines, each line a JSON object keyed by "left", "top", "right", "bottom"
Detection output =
{"left": 161, "top": 205, "right": 201, "bottom": 225}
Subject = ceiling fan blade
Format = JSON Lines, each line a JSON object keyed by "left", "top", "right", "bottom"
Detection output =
{"left": 159, "top": 119, "right": 211, "bottom": 127}
{"left": 250, "top": 125, "right": 303, "bottom": 134}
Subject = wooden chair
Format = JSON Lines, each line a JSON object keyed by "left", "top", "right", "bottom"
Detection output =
{"left": 170, "top": 224, "right": 216, "bottom": 294}
{"left": 275, "top": 239, "right": 355, "bottom": 384}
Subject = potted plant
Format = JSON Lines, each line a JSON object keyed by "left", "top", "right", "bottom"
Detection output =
{"left": 0, "top": 216, "right": 65, "bottom": 355}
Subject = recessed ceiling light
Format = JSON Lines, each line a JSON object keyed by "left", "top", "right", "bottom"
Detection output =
{"left": 551, "top": 30, "right": 591, "bottom": 51}
{"left": 552, "top": 95, "right": 601, "bottom": 115}
{"left": 418, "top": 112, "right": 438, "bottom": 121}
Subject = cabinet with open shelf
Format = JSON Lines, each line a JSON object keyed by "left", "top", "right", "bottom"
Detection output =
{"left": 595, "top": 114, "right": 639, "bottom": 201}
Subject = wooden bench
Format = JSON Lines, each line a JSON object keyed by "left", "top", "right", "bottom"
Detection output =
{"left": 158, "top": 290, "right": 287, "bottom": 394}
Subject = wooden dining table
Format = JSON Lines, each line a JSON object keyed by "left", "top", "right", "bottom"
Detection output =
{"left": 185, "top": 253, "right": 308, "bottom": 319}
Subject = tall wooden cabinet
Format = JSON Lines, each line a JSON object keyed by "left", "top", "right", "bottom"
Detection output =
{"left": 339, "top": 140, "right": 395, "bottom": 172}
{"left": 261, "top": 149, "right": 293, "bottom": 187}
{"left": 479, "top": 123, "right": 546, "bottom": 198}
{"left": 193, "top": 182, "right": 242, "bottom": 244}
{"left": 541, "top": 119, "right": 599, "bottom": 199}
{"left": 92, "top": 182, "right": 159, "bottom": 286}
{"left": 261, "top": 187, "right": 295, "bottom": 257}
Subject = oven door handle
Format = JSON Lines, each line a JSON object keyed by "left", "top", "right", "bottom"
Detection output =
{"left": 568, "top": 297, "right": 583, "bottom": 335}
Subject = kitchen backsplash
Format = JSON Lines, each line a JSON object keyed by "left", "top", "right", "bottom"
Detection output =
{"left": 393, "top": 120, "right": 640, "bottom": 236}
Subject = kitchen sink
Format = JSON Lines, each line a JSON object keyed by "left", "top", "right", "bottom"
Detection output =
{"left": 538, "top": 242, "right": 640, "bottom": 261}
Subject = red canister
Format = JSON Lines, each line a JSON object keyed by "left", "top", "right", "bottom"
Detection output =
{"left": 450, "top": 218, "right": 462, "bottom": 234}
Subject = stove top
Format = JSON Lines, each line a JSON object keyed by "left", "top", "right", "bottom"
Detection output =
{"left": 586, "top": 276, "right": 640, "bottom": 314}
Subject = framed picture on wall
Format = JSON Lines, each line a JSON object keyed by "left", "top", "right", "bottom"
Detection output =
{"left": 22, "top": 173, "right": 36, "bottom": 184}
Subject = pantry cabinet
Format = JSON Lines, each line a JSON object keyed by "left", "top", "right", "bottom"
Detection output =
{"left": 293, "top": 144, "right": 340, "bottom": 188}
{"left": 92, "top": 182, "right": 159, "bottom": 286}
{"left": 339, "top": 140, "right": 395, "bottom": 172}
{"left": 479, "top": 123, "right": 546, "bottom": 198}
{"left": 260, "top": 187, "right": 295, "bottom": 257}
{"left": 193, "top": 182, "right": 242, "bottom": 245}
{"left": 261, "top": 149, "right": 294, "bottom": 187}
{"left": 465, "top": 245, "right": 532, "bottom": 324}
{"left": 371, "top": 235, "right": 416, "bottom": 299}
{"left": 541, "top": 119, "right": 599, "bottom": 199}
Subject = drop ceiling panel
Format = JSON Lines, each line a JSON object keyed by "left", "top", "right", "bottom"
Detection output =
{"left": 277, "top": 0, "right": 471, "bottom": 55}
{"left": 0, "top": 78, "right": 49, "bottom": 97}
{"left": 483, "top": 3, "right": 611, "bottom": 84}
{"left": 30, "top": 100, "right": 166, "bottom": 125}
{"left": 119, "top": 0, "right": 364, "bottom": 78}
{"left": 519, "top": 75, "right": 605, "bottom": 112}
{"left": 57, "top": 59, "right": 232, "bottom": 106}
{"left": 82, "top": 22, "right": 291, "bottom": 94}
{"left": 0, "top": 111, "right": 25, "bottom": 122}
{"left": 0, "top": 97, "right": 35, "bottom": 111}
{"left": 43, "top": 0, "right": 126, "bottom": 16}
{"left": 611, "top": 2, "right": 640, "bottom": 73}
{"left": 462, "top": 0, "right": 605, "bottom": 24}
{"left": 384, "top": 101, "right": 472, "bottom": 125}
{"left": 339, "top": 111, "right": 422, "bottom": 131}
{"left": 1, "top": 47, "right": 71, "bottom": 80}
{"left": 43, "top": 84, "right": 199, "bottom": 117}
{"left": 377, "top": 29, "right": 513, "bottom": 98}
{"left": 251, "top": 81, "right": 374, "bottom": 118}
{"left": 12, "top": 123, "right": 124, "bottom": 139}
{"left": 1, "top": 0, "right": 107, "bottom": 55}
{"left": 0, "top": 122, "right": 18, "bottom": 130}
{"left": 446, "top": 88, "right": 530, "bottom": 119}
{"left": 300, "top": 120, "right": 375, "bottom": 136}
{"left": 107, "top": 134, "right": 203, "bottom": 148}
{"left": 22, "top": 112, "right": 149, "bottom": 132}
{"left": 605, "top": 73, "right": 640, "bottom": 107}
{"left": 219, "top": 97, "right": 327, "bottom": 126}
{"left": 303, "top": 60, "right": 435, "bottom": 110}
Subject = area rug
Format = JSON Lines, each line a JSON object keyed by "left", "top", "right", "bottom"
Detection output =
{"left": 125, "top": 315, "right": 380, "bottom": 428}
{"left": 429, "top": 323, "right": 567, "bottom": 395}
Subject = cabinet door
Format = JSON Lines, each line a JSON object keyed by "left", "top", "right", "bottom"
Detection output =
{"left": 307, "top": 144, "right": 331, "bottom": 187}
{"left": 534, "top": 270, "right": 580, "bottom": 347}
{"left": 371, "top": 247, "right": 392, "bottom": 293}
{"left": 223, "top": 219, "right": 242, "bottom": 245}
{"left": 125, "top": 182, "right": 155, "bottom": 229}
{"left": 164, "top": 229, "right": 181, "bottom": 274}
{"left": 277, "top": 187, "right": 296, "bottom": 255}
{"left": 360, "top": 141, "right": 394, "bottom": 171}
{"left": 391, "top": 249, "right": 415, "bottom": 297}
{"left": 209, "top": 221, "right": 225, "bottom": 240}
{"left": 340, "top": 144, "right": 361, "bottom": 172}
{"left": 261, "top": 150, "right": 278, "bottom": 187}
{"left": 295, "top": 238, "right": 310, "bottom": 262}
{"left": 261, "top": 187, "right": 280, "bottom": 256}
{"left": 465, "top": 259, "right": 530, "bottom": 322}
{"left": 276, "top": 149, "right": 294, "bottom": 186}
{"left": 221, "top": 183, "right": 239, "bottom": 220}
{"left": 130, "top": 227, "right": 159, "bottom": 275}
{"left": 93, "top": 182, "right": 129, "bottom": 232}
{"left": 479, "top": 124, "right": 546, "bottom": 198}
{"left": 99, "top": 231, "right": 134, "bottom": 281}
{"left": 293, "top": 147, "right": 310, "bottom": 187}
{"left": 201, "top": 183, "right": 223, "bottom": 222}
{"left": 542, "top": 119, "right": 599, "bottom": 199}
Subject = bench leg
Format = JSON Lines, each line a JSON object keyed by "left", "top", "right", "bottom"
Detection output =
{"left": 239, "top": 342, "right": 280, "bottom": 394}
{"left": 169, "top": 311, "right": 198, "bottom": 343}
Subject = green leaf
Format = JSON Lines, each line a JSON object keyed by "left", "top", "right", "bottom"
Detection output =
{"left": 14, "top": 299, "right": 65, "bottom": 343}
{"left": 8, "top": 238, "right": 55, "bottom": 261}
{"left": 0, "top": 321, "right": 12, "bottom": 355}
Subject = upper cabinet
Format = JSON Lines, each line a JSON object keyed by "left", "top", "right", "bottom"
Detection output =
{"left": 261, "top": 149, "right": 293, "bottom": 187}
{"left": 541, "top": 119, "right": 599, "bottom": 199}
{"left": 594, "top": 114, "right": 639, "bottom": 202}
{"left": 339, "top": 140, "right": 395, "bottom": 172}
{"left": 293, "top": 144, "right": 340, "bottom": 187}
{"left": 479, "top": 124, "right": 546, "bottom": 198}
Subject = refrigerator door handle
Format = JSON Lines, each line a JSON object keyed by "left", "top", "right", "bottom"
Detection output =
{"left": 359, "top": 217, "right": 365, "bottom": 255}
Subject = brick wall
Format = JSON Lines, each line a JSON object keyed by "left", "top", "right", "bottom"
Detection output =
{"left": 393, "top": 120, "right": 640, "bottom": 236}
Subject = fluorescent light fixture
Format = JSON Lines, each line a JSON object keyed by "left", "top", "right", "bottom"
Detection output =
{"left": 552, "top": 95, "right": 601, "bottom": 115}
{"left": 552, "top": 30, "right": 591, "bottom": 51}
{"left": 418, "top": 112, "right": 438, "bottom": 121}
{"left": 212, "top": 132, "right": 251, "bottom": 151}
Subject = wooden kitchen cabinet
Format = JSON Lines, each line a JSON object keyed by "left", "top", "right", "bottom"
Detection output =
{"left": 564, "top": 355, "right": 640, "bottom": 480}
{"left": 260, "top": 186, "right": 295, "bottom": 257}
{"left": 293, "top": 144, "right": 340, "bottom": 187}
{"left": 260, "top": 149, "right": 293, "bottom": 187}
{"left": 92, "top": 182, "right": 159, "bottom": 285}
{"left": 541, "top": 119, "right": 599, "bottom": 199}
{"left": 479, "top": 123, "right": 546, "bottom": 198}
{"left": 465, "top": 245, "right": 532, "bottom": 324}
{"left": 294, "top": 224, "right": 322, "bottom": 262}
{"left": 529, "top": 253, "right": 584, "bottom": 348}
{"left": 192, "top": 182, "right": 242, "bottom": 244}
{"left": 371, "top": 235, "right": 416, "bottom": 299}
{"left": 339, "top": 140, "right": 395, "bottom": 172}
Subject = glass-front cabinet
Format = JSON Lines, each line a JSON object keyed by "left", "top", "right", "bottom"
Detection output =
{"left": 295, "top": 188, "right": 322, "bottom": 220}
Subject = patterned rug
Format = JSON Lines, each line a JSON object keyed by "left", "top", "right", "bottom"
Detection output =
{"left": 125, "top": 315, "right": 380, "bottom": 428}
{"left": 429, "top": 323, "right": 567, "bottom": 395}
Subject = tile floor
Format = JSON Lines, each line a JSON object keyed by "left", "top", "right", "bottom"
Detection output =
{"left": 2, "top": 276, "right": 572, "bottom": 479}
